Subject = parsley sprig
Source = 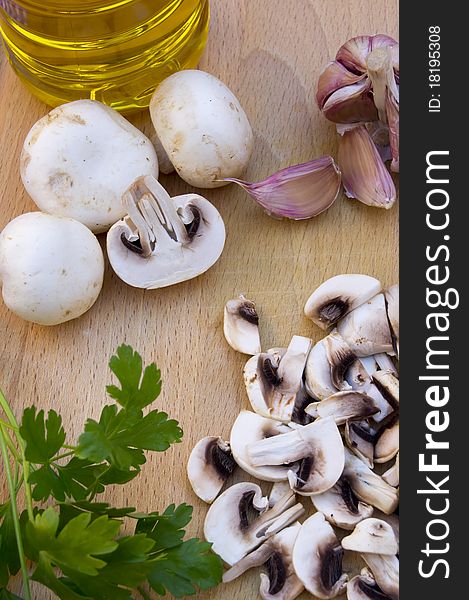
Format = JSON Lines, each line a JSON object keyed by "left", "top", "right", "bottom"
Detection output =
{"left": 0, "top": 345, "right": 222, "bottom": 599}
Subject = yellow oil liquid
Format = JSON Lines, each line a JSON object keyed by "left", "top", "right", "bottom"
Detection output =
{"left": 0, "top": 0, "right": 209, "bottom": 112}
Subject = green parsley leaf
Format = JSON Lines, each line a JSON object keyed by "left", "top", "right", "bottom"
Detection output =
{"left": 98, "top": 535, "right": 155, "bottom": 588}
{"left": 135, "top": 504, "right": 193, "bottom": 551}
{"left": 106, "top": 345, "right": 162, "bottom": 410}
{"left": 32, "top": 555, "right": 92, "bottom": 600}
{"left": 147, "top": 538, "right": 223, "bottom": 598}
{"left": 0, "top": 504, "right": 20, "bottom": 586}
{"left": 26, "top": 507, "right": 120, "bottom": 576}
{"left": 19, "top": 408, "right": 65, "bottom": 464}
{"left": 28, "top": 465, "right": 66, "bottom": 502}
{"left": 0, "top": 589, "right": 24, "bottom": 600}
{"left": 58, "top": 570, "right": 131, "bottom": 600}
{"left": 76, "top": 406, "right": 182, "bottom": 471}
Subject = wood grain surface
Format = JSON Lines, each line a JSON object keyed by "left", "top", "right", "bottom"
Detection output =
{"left": 0, "top": 1, "right": 398, "bottom": 598}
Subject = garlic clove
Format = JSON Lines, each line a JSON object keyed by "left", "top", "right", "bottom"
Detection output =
{"left": 321, "top": 79, "right": 378, "bottom": 124}
{"left": 336, "top": 35, "right": 398, "bottom": 75}
{"left": 316, "top": 61, "right": 366, "bottom": 109}
{"left": 338, "top": 125, "right": 396, "bottom": 209}
{"left": 225, "top": 157, "right": 341, "bottom": 220}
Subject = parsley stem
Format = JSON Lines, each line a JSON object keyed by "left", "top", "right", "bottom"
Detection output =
{"left": 0, "top": 423, "right": 32, "bottom": 600}
{"left": 0, "top": 417, "right": 18, "bottom": 431}
{"left": 137, "top": 585, "right": 153, "bottom": 600}
{"left": 63, "top": 444, "right": 77, "bottom": 450}
{"left": 0, "top": 425, "right": 21, "bottom": 462}
{"left": 52, "top": 449, "right": 75, "bottom": 461}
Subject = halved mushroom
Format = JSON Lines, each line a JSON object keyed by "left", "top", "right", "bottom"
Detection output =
{"left": 337, "top": 294, "right": 393, "bottom": 357}
{"left": 230, "top": 411, "right": 292, "bottom": 481}
{"left": 244, "top": 336, "right": 312, "bottom": 422}
{"left": 347, "top": 570, "right": 395, "bottom": 600}
{"left": 224, "top": 295, "right": 261, "bottom": 355}
{"left": 341, "top": 518, "right": 398, "bottom": 555}
{"left": 385, "top": 284, "right": 399, "bottom": 354}
{"left": 361, "top": 554, "right": 399, "bottom": 600}
{"left": 292, "top": 512, "right": 348, "bottom": 599}
{"left": 343, "top": 449, "right": 399, "bottom": 514}
{"left": 382, "top": 453, "right": 399, "bottom": 487}
{"left": 373, "top": 511, "right": 399, "bottom": 549}
{"left": 304, "top": 274, "right": 382, "bottom": 329}
{"left": 223, "top": 523, "right": 304, "bottom": 600}
{"left": 305, "top": 391, "right": 379, "bottom": 424}
{"left": 107, "top": 175, "right": 225, "bottom": 289}
{"left": 311, "top": 476, "right": 374, "bottom": 530}
{"left": 305, "top": 330, "right": 354, "bottom": 400}
{"left": 187, "top": 436, "right": 237, "bottom": 503}
{"left": 344, "top": 360, "right": 394, "bottom": 424}
{"left": 246, "top": 416, "right": 344, "bottom": 496}
{"left": 204, "top": 482, "right": 305, "bottom": 565}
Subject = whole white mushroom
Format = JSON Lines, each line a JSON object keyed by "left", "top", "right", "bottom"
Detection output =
{"left": 150, "top": 70, "right": 253, "bottom": 188}
{"left": 0, "top": 212, "right": 104, "bottom": 325}
{"left": 20, "top": 100, "right": 159, "bottom": 233}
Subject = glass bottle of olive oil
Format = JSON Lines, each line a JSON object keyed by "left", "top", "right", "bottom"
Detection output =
{"left": 0, "top": 0, "right": 209, "bottom": 112}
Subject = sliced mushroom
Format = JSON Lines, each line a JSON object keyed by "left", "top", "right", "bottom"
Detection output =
{"left": 244, "top": 336, "right": 312, "bottom": 422}
{"left": 337, "top": 294, "right": 393, "bottom": 357}
{"left": 345, "top": 420, "right": 375, "bottom": 468}
{"left": 373, "top": 511, "right": 399, "bottom": 550}
{"left": 372, "top": 370, "right": 399, "bottom": 411}
{"left": 347, "top": 571, "right": 394, "bottom": 600}
{"left": 224, "top": 295, "right": 261, "bottom": 355}
{"left": 224, "top": 523, "right": 304, "bottom": 600}
{"left": 343, "top": 449, "right": 398, "bottom": 514}
{"left": 341, "top": 518, "right": 398, "bottom": 555}
{"left": 305, "top": 330, "right": 354, "bottom": 400}
{"left": 269, "top": 481, "right": 294, "bottom": 507}
{"left": 204, "top": 482, "right": 304, "bottom": 565}
{"left": 246, "top": 417, "right": 344, "bottom": 496}
{"left": 304, "top": 274, "right": 382, "bottom": 329}
{"left": 107, "top": 175, "right": 225, "bottom": 289}
{"left": 374, "top": 418, "right": 399, "bottom": 464}
{"left": 361, "top": 554, "right": 399, "bottom": 600}
{"left": 230, "top": 410, "right": 292, "bottom": 481}
{"left": 385, "top": 284, "right": 399, "bottom": 354}
{"left": 187, "top": 436, "right": 237, "bottom": 503}
{"left": 382, "top": 453, "right": 399, "bottom": 487}
{"left": 374, "top": 353, "right": 398, "bottom": 376}
{"left": 311, "top": 476, "right": 374, "bottom": 530}
{"left": 292, "top": 512, "right": 348, "bottom": 599}
{"left": 344, "top": 360, "right": 394, "bottom": 424}
{"left": 305, "top": 391, "right": 379, "bottom": 425}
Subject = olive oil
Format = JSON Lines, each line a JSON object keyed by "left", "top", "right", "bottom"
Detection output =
{"left": 0, "top": 0, "right": 209, "bottom": 112}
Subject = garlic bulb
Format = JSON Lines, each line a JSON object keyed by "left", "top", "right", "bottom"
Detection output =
{"left": 225, "top": 157, "right": 341, "bottom": 220}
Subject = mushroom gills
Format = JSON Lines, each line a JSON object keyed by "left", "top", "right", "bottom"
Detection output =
{"left": 361, "top": 554, "right": 399, "bottom": 600}
{"left": 224, "top": 295, "right": 262, "bottom": 355}
{"left": 347, "top": 572, "right": 395, "bottom": 600}
{"left": 187, "top": 436, "right": 237, "bottom": 503}
{"left": 304, "top": 274, "right": 382, "bottom": 329}
{"left": 306, "top": 390, "right": 379, "bottom": 424}
{"left": 292, "top": 512, "right": 348, "bottom": 599}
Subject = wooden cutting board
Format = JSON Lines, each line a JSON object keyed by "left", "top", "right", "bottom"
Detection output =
{"left": 0, "top": 1, "right": 398, "bottom": 598}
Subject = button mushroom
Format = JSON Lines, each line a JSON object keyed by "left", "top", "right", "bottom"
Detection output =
{"left": 304, "top": 274, "right": 382, "bottom": 329}
{"left": 20, "top": 100, "right": 158, "bottom": 233}
{"left": 311, "top": 477, "right": 374, "bottom": 530}
{"left": 304, "top": 330, "right": 355, "bottom": 400}
{"left": 385, "top": 284, "right": 399, "bottom": 354}
{"left": 246, "top": 417, "right": 344, "bottom": 496}
{"left": 337, "top": 294, "right": 394, "bottom": 357}
{"left": 0, "top": 212, "right": 104, "bottom": 325}
{"left": 341, "top": 518, "right": 398, "bottom": 555}
{"left": 107, "top": 175, "right": 225, "bottom": 289}
{"left": 292, "top": 512, "right": 348, "bottom": 599}
{"left": 230, "top": 410, "right": 292, "bottom": 482}
{"left": 343, "top": 449, "right": 398, "bottom": 514}
{"left": 204, "top": 482, "right": 305, "bottom": 565}
{"left": 149, "top": 70, "right": 253, "bottom": 188}
{"left": 305, "top": 391, "right": 380, "bottom": 424}
{"left": 347, "top": 570, "right": 395, "bottom": 600}
{"left": 382, "top": 453, "right": 399, "bottom": 488}
{"left": 224, "top": 295, "right": 261, "bottom": 355}
{"left": 244, "top": 336, "right": 312, "bottom": 422}
{"left": 187, "top": 436, "right": 237, "bottom": 503}
{"left": 223, "top": 523, "right": 304, "bottom": 600}
{"left": 361, "top": 554, "right": 399, "bottom": 600}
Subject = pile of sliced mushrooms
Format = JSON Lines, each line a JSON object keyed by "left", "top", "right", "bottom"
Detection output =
{"left": 187, "top": 274, "right": 399, "bottom": 600}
